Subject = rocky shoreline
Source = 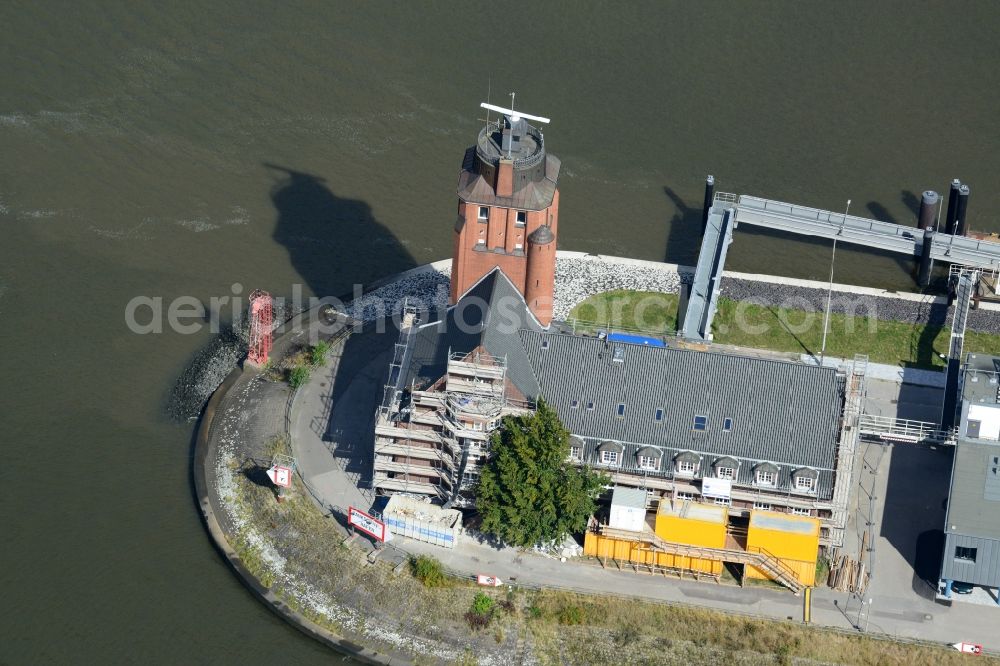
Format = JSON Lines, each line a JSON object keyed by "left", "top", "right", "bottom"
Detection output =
{"left": 173, "top": 251, "right": 1000, "bottom": 420}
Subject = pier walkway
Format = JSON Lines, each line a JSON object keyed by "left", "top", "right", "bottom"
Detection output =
{"left": 732, "top": 194, "right": 1000, "bottom": 269}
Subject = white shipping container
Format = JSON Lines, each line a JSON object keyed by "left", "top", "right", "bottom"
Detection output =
{"left": 382, "top": 496, "right": 462, "bottom": 548}
{"left": 608, "top": 486, "right": 648, "bottom": 532}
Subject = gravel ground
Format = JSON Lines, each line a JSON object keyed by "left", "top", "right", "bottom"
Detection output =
{"left": 207, "top": 365, "right": 522, "bottom": 664}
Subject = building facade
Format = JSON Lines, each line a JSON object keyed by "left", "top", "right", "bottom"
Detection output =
{"left": 940, "top": 353, "right": 1000, "bottom": 599}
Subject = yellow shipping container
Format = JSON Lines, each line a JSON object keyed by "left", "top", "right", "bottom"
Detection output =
{"left": 583, "top": 529, "right": 722, "bottom": 575}
{"left": 655, "top": 500, "right": 728, "bottom": 549}
{"left": 744, "top": 510, "right": 820, "bottom": 586}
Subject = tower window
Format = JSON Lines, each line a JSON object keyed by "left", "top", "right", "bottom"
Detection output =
{"left": 515, "top": 211, "right": 527, "bottom": 227}
{"left": 514, "top": 242, "right": 523, "bottom": 251}
{"left": 478, "top": 206, "right": 489, "bottom": 221}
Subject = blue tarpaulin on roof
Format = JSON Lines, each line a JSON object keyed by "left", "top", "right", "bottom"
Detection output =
{"left": 607, "top": 332, "right": 667, "bottom": 348}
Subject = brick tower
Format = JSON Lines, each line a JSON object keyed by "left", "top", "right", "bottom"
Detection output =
{"left": 451, "top": 105, "right": 560, "bottom": 326}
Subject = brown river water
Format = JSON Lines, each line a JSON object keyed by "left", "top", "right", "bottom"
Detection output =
{"left": 2, "top": 2, "right": 998, "bottom": 662}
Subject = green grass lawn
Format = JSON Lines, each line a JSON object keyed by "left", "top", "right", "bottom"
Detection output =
{"left": 568, "top": 290, "right": 1000, "bottom": 369}
{"left": 566, "top": 289, "right": 679, "bottom": 335}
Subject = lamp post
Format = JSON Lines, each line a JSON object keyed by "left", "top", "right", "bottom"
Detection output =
{"left": 820, "top": 199, "right": 850, "bottom": 366}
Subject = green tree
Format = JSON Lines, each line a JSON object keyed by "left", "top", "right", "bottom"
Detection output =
{"left": 475, "top": 399, "right": 607, "bottom": 548}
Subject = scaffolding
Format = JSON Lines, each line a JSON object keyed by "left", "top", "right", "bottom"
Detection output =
{"left": 827, "top": 354, "right": 867, "bottom": 549}
{"left": 373, "top": 323, "right": 535, "bottom": 504}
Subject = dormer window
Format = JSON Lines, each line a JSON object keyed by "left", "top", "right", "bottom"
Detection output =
{"left": 713, "top": 457, "right": 738, "bottom": 481}
{"left": 674, "top": 452, "right": 699, "bottom": 477}
{"left": 792, "top": 468, "right": 819, "bottom": 494}
{"left": 755, "top": 470, "right": 775, "bottom": 486}
{"left": 597, "top": 440, "right": 623, "bottom": 466}
{"left": 638, "top": 455, "right": 659, "bottom": 471}
{"left": 636, "top": 447, "right": 662, "bottom": 472}
{"left": 753, "top": 463, "right": 778, "bottom": 487}
{"left": 677, "top": 460, "right": 697, "bottom": 475}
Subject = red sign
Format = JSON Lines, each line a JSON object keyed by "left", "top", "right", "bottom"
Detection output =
{"left": 348, "top": 506, "right": 386, "bottom": 541}
{"left": 266, "top": 465, "right": 292, "bottom": 488}
{"left": 476, "top": 574, "right": 503, "bottom": 587}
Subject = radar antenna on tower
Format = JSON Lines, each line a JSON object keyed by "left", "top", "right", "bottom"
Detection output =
{"left": 479, "top": 98, "right": 551, "bottom": 125}
{"left": 480, "top": 93, "right": 551, "bottom": 159}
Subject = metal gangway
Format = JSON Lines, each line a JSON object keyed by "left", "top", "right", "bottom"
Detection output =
{"left": 730, "top": 194, "right": 1000, "bottom": 269}
{"left": 941, "top": 266, "right": 979, "bottom": 430}
{"left": 680, "top": 198, "right": 735, "bottom": 340}
{"left": 857, "top": 414, "right": 957, "bottom": 446}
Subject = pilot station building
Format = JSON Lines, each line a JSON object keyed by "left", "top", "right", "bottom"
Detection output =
{"left": 372, "top": 109, "right": 860, "bottom": 561}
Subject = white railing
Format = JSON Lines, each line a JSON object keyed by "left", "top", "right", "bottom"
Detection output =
{"left": 858, "top": 414, "right": 956, "bottom": 445}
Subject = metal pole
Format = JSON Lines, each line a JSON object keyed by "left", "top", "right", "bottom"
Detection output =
{"left": 820, "top": 200, "right": 850, "bottom": 365}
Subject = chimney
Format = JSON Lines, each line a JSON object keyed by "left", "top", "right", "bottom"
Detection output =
{"left": 496, "top": 159, "right": 514, "bottom": 197}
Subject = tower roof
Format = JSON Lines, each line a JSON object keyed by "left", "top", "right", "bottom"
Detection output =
{"left": 458, "top": 118, "right": 560, "bottom": 211}
{"left": 528, "top": 224, "right": 555, "bottom": 245}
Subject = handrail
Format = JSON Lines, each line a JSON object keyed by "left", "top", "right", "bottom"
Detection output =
{"left": 601, "top": 526, "right": 803, "bottom": 592}
{"left": 748, "top": 545, "right": 800, "bottom": 584}
{"left": 857, "top": 414, "right": 957, "bottom": 444}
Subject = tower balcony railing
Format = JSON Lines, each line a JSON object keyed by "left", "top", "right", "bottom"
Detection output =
{"left": 476, "top": 124, "right": 546, "bottom": 170}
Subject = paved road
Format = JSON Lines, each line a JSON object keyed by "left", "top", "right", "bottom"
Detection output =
{"left": 290, "top": 325, "right": 1000, "bottom": 652}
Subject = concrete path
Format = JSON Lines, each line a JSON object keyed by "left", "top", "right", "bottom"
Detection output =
{"left": 290, "top": 324, "right": 1000, "bottom": 653}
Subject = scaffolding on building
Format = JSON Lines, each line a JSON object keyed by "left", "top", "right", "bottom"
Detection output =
{"left": 827, "top": 354, "right": 867, "bottom": 549}
{"left": 372, "top": 316, "right": 536, "bottom": 504}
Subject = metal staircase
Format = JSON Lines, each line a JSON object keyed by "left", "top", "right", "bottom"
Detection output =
{"left": 601, "top": 526, "right": 804, "bottom": 594}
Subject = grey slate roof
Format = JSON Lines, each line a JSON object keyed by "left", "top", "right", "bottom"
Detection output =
{"left": 457, "top": 149, "right": 561, "bottom": 211}
{"left": 521, "top": 330, "right": 842, "bottom": 470}
{"left": 403, "top": 269, "right": 541, "bottom": 394}
{"left": 401, "top": 267, "right": 843, "bottom": 497}
{"left": 945, "top": 439, "right": 1000, "bottom": 540}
